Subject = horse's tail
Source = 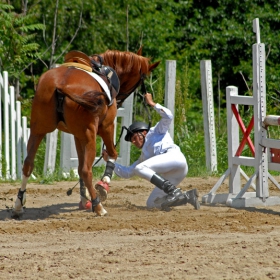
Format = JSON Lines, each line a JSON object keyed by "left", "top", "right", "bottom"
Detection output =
{"left": 57, "top": 89, "right": 107, "bottom": 112}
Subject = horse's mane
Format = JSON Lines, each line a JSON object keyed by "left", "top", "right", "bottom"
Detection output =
{"left": 100, "top": 50, "right": 151, "bottom": 77}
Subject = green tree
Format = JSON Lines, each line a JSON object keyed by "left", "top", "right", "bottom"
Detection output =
{"left": 173, "top": 0, "right": 280, "bottom": 110}
{"left": 0, "top": 2, "right": 44, "bottom": 78}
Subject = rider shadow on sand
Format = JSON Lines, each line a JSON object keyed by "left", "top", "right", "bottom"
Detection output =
{"left": 107, "top": 201, "right": 159, "bottom": 212}
{"left": 0, "top": 202, "right": 86, "bottom": 221}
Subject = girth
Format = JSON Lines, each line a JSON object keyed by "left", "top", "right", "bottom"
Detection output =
{"left": 56, "top": 89, "right": 65, "bottom": 123}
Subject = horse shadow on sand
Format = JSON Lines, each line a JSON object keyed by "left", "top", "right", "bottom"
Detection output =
{"left": 3, "top": 198, "right": 278, "bottom": 221}
{"left": 0, "top": 202, "right": 87, "bottom": 221}
{"left": 0, "top": 200, "right": 151, "bottom": 221}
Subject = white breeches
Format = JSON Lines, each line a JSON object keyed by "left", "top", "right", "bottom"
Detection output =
{"left": 133, "top": 148, "right": 188, "bottom": 208}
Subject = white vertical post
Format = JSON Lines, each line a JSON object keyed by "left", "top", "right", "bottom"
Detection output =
{"left": 117, "top": 93, "right": 134, "bottom": 165}
{"left": 16, "top": 101, "right": 22, "bottom": 179}
{"left": 253, "top": 18, "right": 260, "bottom": 44}
{"left": 200, "top": 60, "right": 217, "bottom": 172}
{"left": 44, "top": 130, "right": 58, "bottom": 174}
{"left": 164, "top": 60, "right": 176, "bottom": 138}
{"left": 226, "top": 86, "right": 241, "bottom": 193}
{"left": 0, "top": 72, "right": 3, "bottom": 178}
{"left": 3, "top": 71, "right": 10, "bottom": 179}
{"left": 22, "top": 116, "right": 28, "bottom": 163}
{"left": 253, "top": 18, "right": 268, "bottom": 198}
{"left": 60, "top": 132, "right": 79, "bottom": 176}
{"left": 9, "top": 86, "right": 16, "bottom": 180}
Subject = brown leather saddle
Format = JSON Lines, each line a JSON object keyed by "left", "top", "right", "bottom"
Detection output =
{"left": 62, "top": 50, "right": 120, "bottom": 104}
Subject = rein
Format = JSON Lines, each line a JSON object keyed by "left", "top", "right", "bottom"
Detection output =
{"left": 139, "top": 80, "right": 152, "bottom": 130}
{"left": 117, "top": 73, "right": 147, "bottom": 107}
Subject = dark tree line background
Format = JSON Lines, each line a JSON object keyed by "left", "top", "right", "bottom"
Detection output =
{"left": 1, "top": 0, "right": 280, "bottom": 175}
{"left": 2, "top": 0, "right": 280, "bottom": 101}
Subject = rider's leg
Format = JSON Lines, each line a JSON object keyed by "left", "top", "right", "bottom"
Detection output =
{"left": 133, "top": 149, "right": 189, "bottom": 209}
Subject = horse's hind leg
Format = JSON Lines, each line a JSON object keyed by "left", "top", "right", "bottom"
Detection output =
{"left": 74, "top": 137, "right": 92, "bottom": 210}
{"left": 75, "top": 136, "right": 107, "bottom": 216}
{"left": 12, "top": 133, "right": 45, "bottom": 219}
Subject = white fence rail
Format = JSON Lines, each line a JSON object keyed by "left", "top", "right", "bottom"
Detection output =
{"left": 1, "top": 59, "right": 177, "bottom": 180}
{"left": 0, "top": 71, "right": 29, "bottom": 180}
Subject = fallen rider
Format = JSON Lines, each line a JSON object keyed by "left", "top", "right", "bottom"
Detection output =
{"left": 102, "top": 92, "right": 200, "bottom": 211}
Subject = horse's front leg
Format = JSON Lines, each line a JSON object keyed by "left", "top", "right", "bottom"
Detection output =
{"left": 12, "top": 134, "right": 45, "bottom": 219}
{"left": 80, "top": 137, "right": 107, "bottom": 216}
{"left": 96, "top": 122, "right": 118, "bottom": 202}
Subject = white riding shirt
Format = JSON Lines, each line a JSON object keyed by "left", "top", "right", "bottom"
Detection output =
{"left": 114, "top": 103, "right": 178, "bottom": 178}
{"left": 114, "top": 103, "right": 188, "bottom": 208}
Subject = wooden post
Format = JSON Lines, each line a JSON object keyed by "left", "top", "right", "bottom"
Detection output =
{"left": 253, "top": 18, "right": 269, "bottom": 198}
{"left": 60, "top": 132, "right": 79, "bottom": 176}
{"left": 200, "top": 60, "right": 217, "bottom": 172}
{"left": 44, "top": 130, "right": 58, "bottom": 175}
{"left": 226, "top": 86, "right": 241, "bottom": 194}
{"left": 9, "top": 86, "right": 16, "bottom": 180}
{"left": 16, "top": 101, "right": 22, "bottom": 179}
{"left": 164, "top": 60, "right": 176, "bottom": 138}
{"left": 115, "top": 93, "right": 134, "bottom": 166}
{"left": 3, "top": 71, "right": 10, "bottom": 179}
{"left": 0, "top": 72, "right": 2, "bottom": 178}
{"left": 22, "top": 116, "right": 28, "bottom": 167}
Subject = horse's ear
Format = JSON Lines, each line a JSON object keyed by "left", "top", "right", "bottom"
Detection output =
{"left": 136, "top": 46, "right": 143, "bottom": 56}
{"left": 149, "top": 61, "right": 161, "bottom": 72}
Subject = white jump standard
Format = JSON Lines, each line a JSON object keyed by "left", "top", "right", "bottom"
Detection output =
{"left": 202, "top": 18, "right": 280, "bottom": 208}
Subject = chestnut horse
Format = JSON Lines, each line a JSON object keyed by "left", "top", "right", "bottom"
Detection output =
{"left": 12, "top": 48, "right": 160, "bottom": 218}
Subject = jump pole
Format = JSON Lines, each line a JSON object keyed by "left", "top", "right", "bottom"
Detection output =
{"left": 202, "top": 18, "right": 280, "bottom": 208}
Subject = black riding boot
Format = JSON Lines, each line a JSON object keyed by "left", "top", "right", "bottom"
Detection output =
{"left": 171, "top": 189, "right": 200, "bottom": 210}
{"left": 150, "top": 173, "right": 185, "bottom": 209}
{"left": 186, "top": 189, "right": 200, "bottom": 209}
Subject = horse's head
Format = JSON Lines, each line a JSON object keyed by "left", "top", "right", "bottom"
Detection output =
{"left": 93, "top": 48, "right": 160, "bottom": 107}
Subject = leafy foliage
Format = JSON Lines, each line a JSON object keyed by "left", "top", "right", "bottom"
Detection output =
{"left": 5, "top": 0, "right": 280, "bottom": 104}
{"left": 0, "top": 2, "right": 44, "bottom": 78}
{"left": 2, "top": 0, "right": 280, "bottom": 178}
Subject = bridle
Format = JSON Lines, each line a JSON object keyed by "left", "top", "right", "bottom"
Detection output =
{"left": 116, "top": 73, "right": 147, "bottom": 108}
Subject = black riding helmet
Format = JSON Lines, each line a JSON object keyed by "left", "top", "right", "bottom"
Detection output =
{"left": 124, "top": 121, "right": 150, "bottom": 142}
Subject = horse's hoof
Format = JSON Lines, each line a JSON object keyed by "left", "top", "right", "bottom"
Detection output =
{"left": 95, "top": 181, "right": 110, "bottom": 202}
{"left": 94, "top": 203, "right": 107, "bottom": 216}
{"left": 11, "top": 209, "right": 24, "bottom": 219}
{"left": 79, "top": 200, "right": 92, "bottom": 210}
